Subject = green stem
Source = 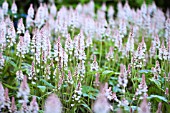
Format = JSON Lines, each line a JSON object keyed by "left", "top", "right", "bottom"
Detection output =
{"left": 99, "top": 40, "right": 103, "bottom": 66}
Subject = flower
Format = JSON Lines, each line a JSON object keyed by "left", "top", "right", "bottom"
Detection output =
{"left": 44, "top": 93, "right": 62, "bottom": 113}
{"left": 6, "top": 22, "right": 16, "bottom": 47}
{"left": 57, "top": 72, "right": 64, "bottom": 90}
{"left": 65, "top": 34, "right": 73, "bottom": 54}
{"left": 28, "top": 61, "right": 36, "bottom": 80}
{"left": 2, "top": 0, "right": 8, "bottom": 15}
{"left": 85, "top": 36, "right": 92, "bottom": 47}
{"left": 28, "top": 4, "right": 34, "bottom": 18}
{"left": 149, "top": 42, "right": 156, "bottom": 58}
{"left": 91, "top": 55, "right": 99, "bottom": 71}
{"left": 135, "top": 74, "right": 148, "bottom": 97}
{"left": 73, "top": 32, "right": 86, "bottom": 60}
{"left": 0, "top": 8, "right": 4, "bottom": 21}
{"left": 11, "top": 97, "right": 17, "bottom": 113}
{"left": 17, "top": 76, "right": 30, "bottom": 103}
{"left": 29, "top": 96, "right": 39, "bottom": 113}
{"left": 11, "top": 0, "right": 17, "bottom": 14}
{"left": 158, "top": 40, "right": 168, "bottom": 60}
{"left": 126, "top": 28, "right": 134, "bottom": 52}
{"left": 116, "top": 108, "right": 122, "bottom": 113}
{"left": 26, "top": 16, "right": 33, "bottom": 28}
{"left": 50, "top": 3, "right": 57, "bottom": 17}
{"left": 155, "top": 60, "right": 161, "bottom": 74}
{"left": 24, "top": 30, "right": 31, "bottom": 53}
{"left": 77, "top": 60, "right": 85, "bottom": 78}
{"left": 67, "top": 70, "right": 73, "bottom": 84}
{"left": 34, "top": 3, "right": 46, "bottom": 28}
{"left": 0, "top": 53, "right": 5, "bottom": 69}
{"left": 156, "top": 102, "right": 162, "bottom": 113}
{"left": 0, "top": 82, "right": 5, "bottom": 111}
{"left": 17, "top": 18, "right": 25, "bottom": 34}
{"left": 16, "top": 70, "right": 24, "bottom": 81}
{"left": 16, "top": 36, "right": 26, "bottom": 58}
{"left": 94, "top": 73, "right": 100, "bottom": 86}
{"left": 101, "top": 3, "right": 106, "bottom": 12}
{"left": 93, "top": 83, "right": 111, "bottom": 113}
{"left": 165, "top": 88, "right": 169, "bottom": 96}
{"left": 75, "top": 81, "right": 82, "bottom": 95}
{"left": 0, "top": 33, "right": 5, "bottom": 50}
{"left": 72, "top": 81, "right": 82, "bottom": 105}
{"left": 54, "top": 37, "right": 62, "bottom": 62}
{"left": 108, "top": 6, "right": 114, "bottom": 18}
{"left": 139, "top": 96, "right": 150, "bottom": 113}
{"left": 131, "top": 36, "right": 146, "bottom": 68}
{"left": 20, "top": 102, "right": 29, "bottom": 113}
{"left": 4, "top": 88, "right": 11, "bottom": 110}
{"left": 117, "top": 64, "right": 128, "bottom": 91}
{"left": 117, "top": 98, "right": 129, "bottom": 107}
{"left": 106, "top": 47, "right": 114, "bottom": 61}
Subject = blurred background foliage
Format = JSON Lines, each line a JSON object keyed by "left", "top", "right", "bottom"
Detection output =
{"left": 0, "top": 0, "right": 170, "bottom": 14}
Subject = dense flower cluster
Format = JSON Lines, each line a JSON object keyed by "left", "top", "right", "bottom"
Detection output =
{"left": 0, "top": 0, "right": 169, "bottom": 112}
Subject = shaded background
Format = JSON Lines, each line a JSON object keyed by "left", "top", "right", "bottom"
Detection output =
{"left": 0, "top": 0, "right": 170, "bottom": 15}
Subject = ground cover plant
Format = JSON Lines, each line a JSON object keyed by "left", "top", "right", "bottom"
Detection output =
{"left": 0, "top": 0, "right": 170, "bottom": 113}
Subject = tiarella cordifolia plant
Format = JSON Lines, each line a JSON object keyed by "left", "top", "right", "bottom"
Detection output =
{"left": 44, "top": 93, "right": 62, "bottom": 113}
{"left": 17, "top": 76, "right": 30, "bottom": 104}
{"left": 93, "top": 83, "right": 111, "bottom": 113}
{"left": 0, "top": 82, "right": 5, "bottom": 111}
{"left": 0, "top": 0, "right": 170, "bottom": 113}
{"left": 139, "top": 96, "right": 150, "bottom": 113}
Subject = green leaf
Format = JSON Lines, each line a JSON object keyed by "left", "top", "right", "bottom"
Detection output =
{"left": 37, "top": 86, "right": 46, "bottom": 93}
{"left": 3, "top": 83, "right": 17, "bottom": 90}
{"left": 131, "top": 106, "right": 140, "bottom": 111}
{"left": 114, "top": 72, "right": 121, "bottom": 75}
{"left": 82, "top": 86, "right": 98, "bottom": 92}
{"left": 148, "top": 95, "right": 168, "bottom": 102}
{"left": 82, "top": 86, "right": 98, "bottom": 99}
{"left": 112, "top": 86, "right": 121, "bottom": 93}
{"left": 89, "top": 94, "right": 96, "bottom": 100}
{"left": 81, "top": 103, "right": 92, "bottom": 112}
{"left": 29, "top": 95, "right": 41, "bottom": 100}
{"left": 40, "top": 79, "right": 55, "bottom": 88}
{"left": 4, "top": 56, "right": 17, "bottom": 68}
{"left": 132, "top": 77, "right": 141, "bottom": 81}
{"left": 109, "top": 80, "right": 114, "bottom": 86}
{"left": 38, "top": 110, "right": 44, "bottom": 113}
{"left": 21, "top": 63, "right": 31, "bottom": 67}
{"left": 4, "top": 56, "right": 13, "bottom": 60}
{"left": 110, "top": 77, "right": 118, "bottom": 80}
{"left": 149, "top": 78, "right": 163, "bottom": 91}
{"left": 102, "top": 70, "right": 114, "bottom": 75}
{"left": 139, "top": 69, "right": 152, "bottom": 74}
{"left": 9, "top": 60, "right": 17, "bottom": 68}
{"left": 93, "top": 51, "right": 100, "bottom": 55}
{"left": 83, "top": 93, "right": 89, "bottom": 97}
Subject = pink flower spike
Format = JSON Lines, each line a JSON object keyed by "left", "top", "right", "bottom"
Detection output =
{"left": 11, "top": 0, "right": 17, "bottom": 14}
{"left": 28, "top": 4, "right": 34, "bottom": 18}
{"left": 156, "top": 102, "right": 162, "bottom": 113}
{"left": 165, "top": 88, "right": 169, "bottom": 96}
{"left": 17, "top": 75, "right": 30, "bottom": 103}
{"left": 0, "top": 82, "right": 5, "bottom": 110}
{"left": 11, "top": 97, "right": 17, "bottom": 113}
{"left": 29, "top": 96, "right": 39, "bottom": 113}
{"left": 0, "top": 82, "right": 4, "bottom": 93}
{"left": 94, "top": 73, "right": 100, "bottom": 86}
{"left": 93, "top": 83, "right": 111, "bottom": 113}
{"left": 17, "top": 18, "right": 25, "bottom": 34}
{"left": 44, "top": 93, "right": 62, "bottom": 113}
{"left": 139, "top": 96, "right": 150, "bottom": 113}
{"left": 4, "top": 88, "right": 11, "bottom": 110}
